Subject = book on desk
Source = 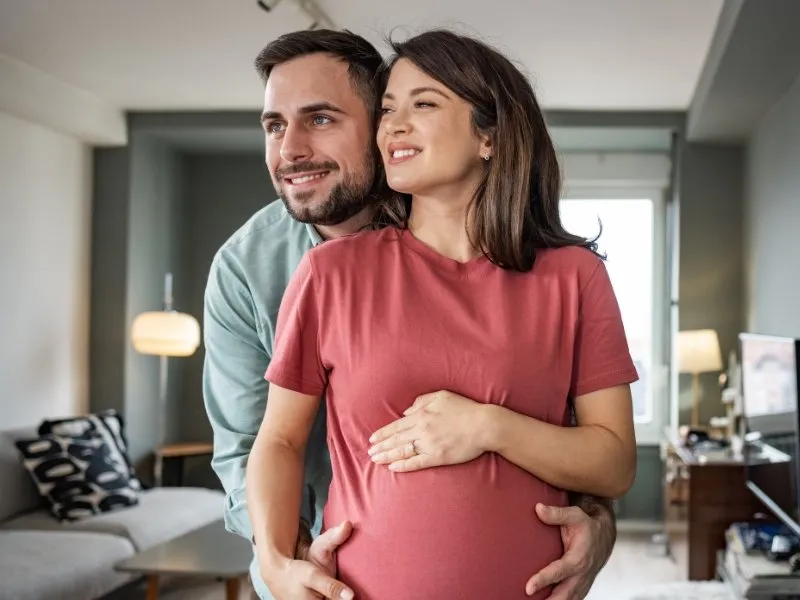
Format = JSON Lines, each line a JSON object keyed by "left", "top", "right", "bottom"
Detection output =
{"left": 721, "top": 522, "right": 800, "bottom": 599}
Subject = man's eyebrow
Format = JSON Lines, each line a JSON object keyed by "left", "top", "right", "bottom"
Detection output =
{"left": 382, "top": 87, "right": 451, "bottom": 101}
{"left": 260, "top": 111, "right": 281, "bottom": 124}
{"left": 260, "top": 102, "right": 346, "bottom": 124}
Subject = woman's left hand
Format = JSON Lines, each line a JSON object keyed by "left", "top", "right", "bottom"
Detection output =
{"left": 367, "top": 390, "right": 491, "bottom": 472}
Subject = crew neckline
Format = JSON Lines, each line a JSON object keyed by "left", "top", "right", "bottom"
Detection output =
{"left": 396, "top": 228, "right": 493, "bottom": 276}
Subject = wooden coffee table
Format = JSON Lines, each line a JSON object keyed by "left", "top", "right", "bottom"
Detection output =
{"left": 115, "top": 520, "right": 252, "bottom": 600}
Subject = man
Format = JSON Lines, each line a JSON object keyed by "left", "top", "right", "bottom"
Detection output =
{"left": 203, "top": 28, "right": 618, "bottom": 600}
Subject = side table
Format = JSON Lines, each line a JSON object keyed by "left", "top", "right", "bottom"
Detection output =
{"left": 154, "top": 442, "right": 213, "bottom": 487}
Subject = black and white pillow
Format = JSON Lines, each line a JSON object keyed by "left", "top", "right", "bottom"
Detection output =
{"left": 38, "top": 410, "right": 141, "bottom": 491}
{"left": 15, "top": 429, "right": 140, "bottom": 522}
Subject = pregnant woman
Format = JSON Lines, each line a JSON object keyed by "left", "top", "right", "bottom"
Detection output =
{"left": 248, "top": 28, "right": 638, "bottom": 600}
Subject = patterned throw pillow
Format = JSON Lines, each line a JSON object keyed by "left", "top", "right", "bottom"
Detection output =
{"left": 15, "top": 427, "right": 140, "bottom": 521}
{"left": 38, "top": 410, "right": 141, "bottom": 491}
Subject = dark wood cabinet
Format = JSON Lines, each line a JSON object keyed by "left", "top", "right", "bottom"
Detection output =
{"left": 666, "top": 441, "right": 766, "bottom": 581}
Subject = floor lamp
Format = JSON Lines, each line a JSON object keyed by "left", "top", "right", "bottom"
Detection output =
{"left": 677, "top": 329, "right": 723, "bottom": 427}
{"left": 131, "top": 273, "right": 201, "bottom": 486}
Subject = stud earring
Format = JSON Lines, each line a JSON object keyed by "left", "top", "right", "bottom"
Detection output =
{"left": 482, "top": 152, "right": 490, "bottom": 161}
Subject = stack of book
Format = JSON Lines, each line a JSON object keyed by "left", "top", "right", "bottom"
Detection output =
{"left": 722, "top": 523, "right": 800, "bottom": 599}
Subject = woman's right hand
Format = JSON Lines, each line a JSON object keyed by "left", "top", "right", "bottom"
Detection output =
{"left": 261, "top": 554, "right": 355, "bottom": 600}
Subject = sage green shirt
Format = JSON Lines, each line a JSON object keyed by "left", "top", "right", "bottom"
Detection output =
{"left": 202, "top": 200, "right": 331, "bottom": 598}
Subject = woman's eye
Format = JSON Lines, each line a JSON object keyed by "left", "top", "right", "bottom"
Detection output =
{"left": 415, "top": 101, "right": 435, "bottom": 108}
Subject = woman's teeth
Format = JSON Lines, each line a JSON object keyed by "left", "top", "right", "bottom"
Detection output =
{"left": 392, "top": 149, "right": 420, "bottom": 158}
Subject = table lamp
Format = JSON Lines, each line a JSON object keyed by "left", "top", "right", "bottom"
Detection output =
{"left": 677, "top": 329, "right": 723, "bottom": 427}
{"left": 131, "top": 273, "right": 200, "bottom": 485}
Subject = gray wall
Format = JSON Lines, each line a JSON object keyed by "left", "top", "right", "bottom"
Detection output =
{"left": 745, "top": 71, "right": 800, "bottom": 337}
{"left": 678, "top": 142, "right": 745, "bottom": 425}
{"left": 181, "top": 153, "right": 274, "bottom": 442}
{"left": 176, "top": 152, "right": 274, "bottom": 487}
{"left": 124, "top": 135, "right": 187, "bottom": 462}
{"left": 617, "top": 446, "right": 664, "bottom": 521}
{"left": 91, "top": 133, "right": 187, "bottom": 475}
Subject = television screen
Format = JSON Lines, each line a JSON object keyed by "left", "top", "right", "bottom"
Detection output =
{"left": 742, "top": 335, "right": 797, "bottom": 419}
{"left": 741, "top": 333, "right": 800, "bottom": 536}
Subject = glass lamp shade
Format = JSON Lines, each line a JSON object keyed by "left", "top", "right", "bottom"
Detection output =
{"left": 131, "top": 311, "right": 201, "bottom": 357}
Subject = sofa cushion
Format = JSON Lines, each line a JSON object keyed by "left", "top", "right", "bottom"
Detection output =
{"left": 15, "top": 428, "right": 140, "bottom": 521}
{"left": 0, "top": 427, "right": 43, "bottom": 522}
{"left": 38, "top": 409, "right": 141, "bottom": 491}
{"left": 3, "top": 487, "right": 225, "bottom": 551}
{"left": 0, "top": 530, "right": 134, "bottom": 600}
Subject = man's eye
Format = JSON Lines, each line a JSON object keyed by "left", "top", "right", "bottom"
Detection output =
{"left": 266, "top": 122, "right": 284, "bottom": 134}
{"left": 312, "top": 115, "right": 332, "bottom": 126}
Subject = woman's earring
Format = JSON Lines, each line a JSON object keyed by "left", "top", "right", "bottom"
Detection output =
{"left": 482, "top": 151, "right": 490, "bottom": 161}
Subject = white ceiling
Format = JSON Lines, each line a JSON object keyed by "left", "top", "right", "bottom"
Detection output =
{"left": 0, "top": 0, "right": 723, "bottom": 112}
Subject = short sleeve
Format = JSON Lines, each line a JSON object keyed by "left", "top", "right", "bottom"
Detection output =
{"left": 264, "top": 253, "right": 327, "bottom": 396}
{"left": 570, "top": 260, "right": 639, "bottom": 398}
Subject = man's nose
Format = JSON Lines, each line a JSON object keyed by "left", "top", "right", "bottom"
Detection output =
{"left": 279, "top": 126, "right": 313, "bottom": 163}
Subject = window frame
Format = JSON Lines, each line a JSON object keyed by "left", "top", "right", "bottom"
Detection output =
{"left": 561, "top": 185, "right": 669, "bottom": 446}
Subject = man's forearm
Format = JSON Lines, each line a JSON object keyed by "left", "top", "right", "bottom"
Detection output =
{"left": 482, "top": 405, "right": 635, "bottom": 498}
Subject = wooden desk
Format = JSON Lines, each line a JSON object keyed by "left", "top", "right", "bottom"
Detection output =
{"left": 154, "top": 442, "right": 213, "bottom": 487}
{"left": 666, "top": 442, "right": 765, "bottom": 581}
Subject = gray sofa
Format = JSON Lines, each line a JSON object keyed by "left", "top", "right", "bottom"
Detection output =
{"left": 0, "top": 426, "right": 227, "bottom": 600}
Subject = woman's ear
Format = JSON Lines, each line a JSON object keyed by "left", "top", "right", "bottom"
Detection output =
{"left": 479, "top": 137, "right": 493, "bottom": 161}
{"left": 478, "top": 128, "right": 495, "bottom": 161}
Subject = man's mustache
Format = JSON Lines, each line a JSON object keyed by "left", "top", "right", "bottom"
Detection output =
{"left": 276, "top": 161, "right": 339, "bottom": 178}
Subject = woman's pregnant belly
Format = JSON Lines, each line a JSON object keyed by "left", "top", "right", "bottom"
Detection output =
{"left": 322, "top": 453, "right": 566, "bottom": 600}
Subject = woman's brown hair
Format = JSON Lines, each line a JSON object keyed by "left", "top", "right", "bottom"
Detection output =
{"left": 373, "top": 29, "right": 601, "bottom": 272}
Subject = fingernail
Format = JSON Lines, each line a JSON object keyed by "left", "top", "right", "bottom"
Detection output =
{"left": 368, "top": 434, "right": 376, "bottom": 443}
{"left": 367, "top": 446, "right": 374, "bottom": 455}
{"left": 341, "top": 589, "right": 354, "bottom": 600}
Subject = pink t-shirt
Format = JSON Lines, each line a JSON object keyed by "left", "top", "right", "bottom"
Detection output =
{"left": 266, "top": 227, "right": 638, "bottom": 600}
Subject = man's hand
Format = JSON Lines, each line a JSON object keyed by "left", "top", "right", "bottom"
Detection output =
{"left": 261, "top": 521, "right": 354, "bottom": 600}
{"left": 367, "top": 391, "right": 490, "bottom": 472}
{"left": 300, "top": 521, "right": 353, "bottom": 579}
{"left": 524, "top": 503, "right": 614, "bottom": 599}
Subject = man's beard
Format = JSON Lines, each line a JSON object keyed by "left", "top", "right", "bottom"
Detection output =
{"left": 276, "top": 154, "right": 376, "bottom": 227}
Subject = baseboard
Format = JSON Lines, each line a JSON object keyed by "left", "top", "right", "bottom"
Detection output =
{"left": 617, "top": 519, "right": 688, "bottom": 535}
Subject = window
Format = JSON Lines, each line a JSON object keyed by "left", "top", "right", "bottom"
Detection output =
{"left": 560, "top": 189, "right": 668, "bottom": 444}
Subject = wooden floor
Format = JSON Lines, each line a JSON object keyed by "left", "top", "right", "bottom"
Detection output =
{"left": 110, "top": 530, "right": 687, "bottom": 600}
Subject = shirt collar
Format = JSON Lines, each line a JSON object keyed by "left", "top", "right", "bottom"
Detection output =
{"left": 304, "top": 222, "right": 325, "bottom": 247}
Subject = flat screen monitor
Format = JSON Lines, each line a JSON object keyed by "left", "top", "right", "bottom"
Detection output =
{"left": 740, "top": 332, "right": 800, "bottom": 536}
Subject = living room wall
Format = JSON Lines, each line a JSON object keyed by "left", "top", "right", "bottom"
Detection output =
{"left": 678, "top": 142, "right": 745, "bottom": 425}
{"left": 745, "top": 70, "right": 800, "bottom": 337}
{"left": 0, "top": 111, "right": 92, "bottom": 429}
{"left": 90, "top": 132, "right": 187, "bottom": 471}
{"left": 180, "top": 153, "right": 274, "bottom": 442}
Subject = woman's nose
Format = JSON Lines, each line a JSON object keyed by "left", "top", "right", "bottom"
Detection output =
{"left": 384, "top": 109, "right": 411, "bottom": 136}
